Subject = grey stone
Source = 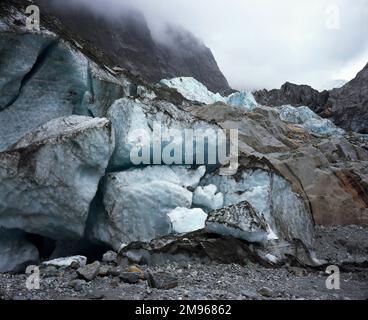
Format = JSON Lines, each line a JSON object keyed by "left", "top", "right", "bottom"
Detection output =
{"left": 68, "top": 279, "right": 86, "bottom": 292}
{"left": 205, "top": 201, "right": 269, "bottom": 243}
{"left": 241, "top": 289, "right": 258, "bottom": 299}
{"left": 119, "top": 272, "right": 140, "bottom": 284}
{"left": 147, "top": 271, "right": 178, "bottom": 290}
{"left": 77, "top": 261, "right": 101, "bottom": 281}
{"left": 102, "top": 251, "right": 117, "bottom": 264}
{"left": 258, "top": 287, "right": 273, "bottom": 297}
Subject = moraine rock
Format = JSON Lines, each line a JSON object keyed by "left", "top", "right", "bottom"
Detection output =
{"left": 147, "top": 271, "right": 179, "bottom": 290}
{"left": 205, "top": 201, "right": 269, "bottom": 243}
{"left": 119, "top": 230, "right": 320, "bottom": 267}
{"left": 0, "top": 227, "right": 39, "bottom": 273}
{"left": 102, "top": 251, "right": 118, "bottom": 264}
{"left": 0, "top": 116, "right": 114, "bottom": 239}
{"left": 119, "top": 272, "right": 140, "bottom": 284}
{"left": 88, "top": 166, "right": 205, "bottom": 250}
{"left": 326, "top": 63, "right": 368, "bottom": 134}
{"left": 253, "top": 82, "right": 329, "bottom": 114}
{"left": 77, "top": 261, "right": 101, "bottom": 281}
{"left": 68, "top": 279, "right": 86, "bottom": 292}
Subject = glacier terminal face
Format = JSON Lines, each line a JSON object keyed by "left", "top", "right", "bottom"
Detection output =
{"left": 0, "top": 34, "right": 87, "bottom": 151}
{"left": 88, "top": 166, "right": 209, "bottom": 250}
{"left": 0, "top": 0, "right": 367, "bottom": 275}
{"left": 106, "top": 97, "right": 221, "bottom": 169}
{"left": 0, "top": 30, "right": 128, "bottom": 152}
{"left": 0, "top": 116, "right": 114, "bottom": 240}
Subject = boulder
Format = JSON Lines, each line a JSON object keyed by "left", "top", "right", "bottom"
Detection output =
{"left": 205, "top": 201, "right": 269, "bottom": 243}
{"left": 77, "top": 261, "right": 101, "bottom": 281}
{"left": 102, "top": 251, "right": 118, "bottom": 264}
{"left": 147, "top": 271, "right": 178, "bottom": 290}
{"left": 0, "top": 228, "right": 39, "bottom": 273}
{"left": 119, "top": 272, "right": 140, "bottom": 284}
{"left": 0, "top": 116, "right": 114, "bottom": 239}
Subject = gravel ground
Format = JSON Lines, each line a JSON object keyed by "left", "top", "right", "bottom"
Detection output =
{"left": 1, "top": 226, "right": 367, "bottom": 300}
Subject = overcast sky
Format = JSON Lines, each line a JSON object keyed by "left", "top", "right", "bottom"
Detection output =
{"left": 62, "top": 0, "right": 368, "bottom": 91}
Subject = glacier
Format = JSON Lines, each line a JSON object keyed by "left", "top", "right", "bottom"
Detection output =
{"left": 192, "top": 184, "right": 224, "bottom": 211}
{"left": 106, "top": 97, "right": 220, "bottom": 169}
{"left": 160, "top": 77, "right": 258, "bottom": 111}
{"left": 88, "top": 166, "right": 207, "bottom": 250}
{"left": 0, "top": 116, "right": 114, "bottom": 240}
{"left": 278, "top": 105, "right": 344, "bottom": 136}
{"left": 2, "top": 0, "right": 368, "bottom": 275}
{"left": 200, "top": 168, "right": 315, "bottom": 246}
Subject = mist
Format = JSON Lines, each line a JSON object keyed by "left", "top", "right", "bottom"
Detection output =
{"left": 45, "top": 0, "right": 368, "bottom": 91}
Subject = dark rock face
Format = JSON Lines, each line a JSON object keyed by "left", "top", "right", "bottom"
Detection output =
{"left": 154, "top": 26, "right": 231, "bottom": 94}
{"left": 326, "top": 64, "right": 368, "bottom": 134}
{"left": 119, "top": 230, "right": 323, "bottom": 268}
{"left": 253, "top": 82, "right": 330, "bottom": 111}
{"left": 34, "top": 0, "right": 230, "bottom": 94}
{"left": 254, "top": 64, "right": 368, "bottom": 133}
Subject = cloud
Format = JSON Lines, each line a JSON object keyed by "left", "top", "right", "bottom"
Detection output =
{"left": 47, "top": 0, "right": 368, "bottom": 90}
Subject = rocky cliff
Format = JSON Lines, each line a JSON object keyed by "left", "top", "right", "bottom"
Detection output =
{"left": 254, "top": 64, "right": 368, "bottom": 134}
{"left": 33, "top": 0, "right": 231, "bottom": 94}
{"left": 326, "top": 63, "right": 368, "bottom": 134}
